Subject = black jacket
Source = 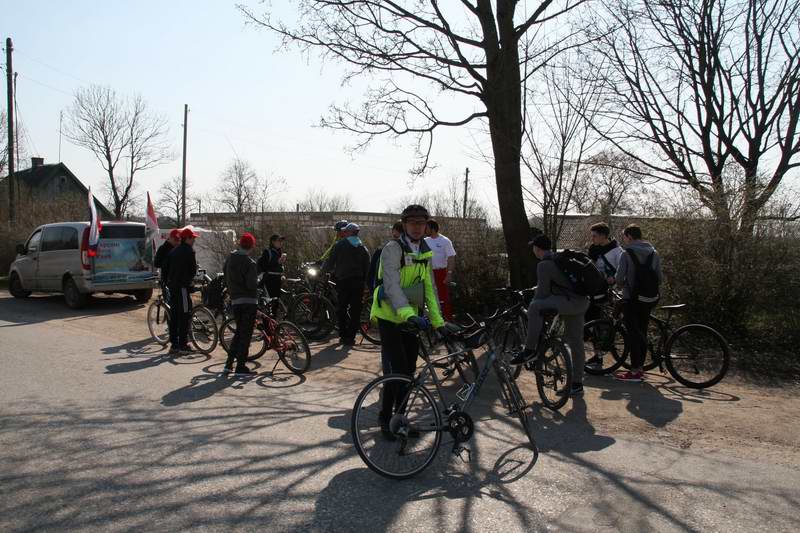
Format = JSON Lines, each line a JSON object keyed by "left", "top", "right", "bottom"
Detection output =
{"left": 154, "top": 241, "right": 174, "bottom": 280}
{"left": 323, "top": 236, "right": 370, "bottom": 282}
{"left": 224, "top": 250, "right": 258, "bottom": 303}
{"left": 257, "top": 247, "right": 284, "bottom": 276}
{"left": 166, "top": 242, "right": 197, "bottom": 289}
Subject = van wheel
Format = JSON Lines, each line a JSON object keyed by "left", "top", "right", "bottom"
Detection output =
{"left": 133, "top": 288, "right": 153, "bottom": 303}
{"left": 9, "top": 272, "right": 31, "bottom": 298}
{"left": 63, "top": 278, "right": 88, "bottom": 309}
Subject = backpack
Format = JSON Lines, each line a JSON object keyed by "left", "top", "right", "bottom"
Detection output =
{"left": 367, "top": 246, "right": 383, "bottom": 291}
{"left": 203, "top": 274, "right": 226, "bottom": 312}
{"left": 627, "top": 249, "right": 660, "bottom": 303}
{"left": 553, "top": 249, "right": 608, "bottom": 298}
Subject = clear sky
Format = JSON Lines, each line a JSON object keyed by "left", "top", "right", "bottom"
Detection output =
{"left": 2, "top": 0, "right": 500, "bottom": 217}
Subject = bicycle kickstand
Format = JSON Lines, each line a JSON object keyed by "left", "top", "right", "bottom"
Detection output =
{"left": 452, "top": 444, "right": 472, "bottom": 464}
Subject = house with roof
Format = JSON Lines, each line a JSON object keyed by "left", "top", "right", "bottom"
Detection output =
{"left": 0, "top": 157, "right": 113, "bottom": 221}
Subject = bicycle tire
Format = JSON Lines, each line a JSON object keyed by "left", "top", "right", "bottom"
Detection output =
{"left": 500, "top": 323, "right": 524, "bottom": 379}
{"left": 358, "top": 298, "right": 381, "bottom": 345}
{"left": 351, "top": 373, "right": 442, "bottom": 480}
{"left": 147, "top": 300, "right": 170, "bottom": 346}
{"left": 583, "top": 319, "right": 626, "bottom": 375}
{"left": 287, "top": 293, "right": 336, "bottom": 340}
{"left": 495, "top": 361, "right": 536, "bottom": 450}
{"left": 275, "top": 321, "right": 312, "bottom": 374}
{"left": 665, "top": 324, "right": 730, "bottom": 389}
{"left": 535, "top": 338, "right": 573, "bottom": 411}
{"left": 189, "top": 306, "right": 219, "bottom": 354}
{"left": 220, "top": 317, "right": 269, "bottom": 361}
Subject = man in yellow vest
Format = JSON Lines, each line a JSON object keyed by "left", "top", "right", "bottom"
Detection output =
{"left": 371, "top": 204, "right": 444, "bottom": 440}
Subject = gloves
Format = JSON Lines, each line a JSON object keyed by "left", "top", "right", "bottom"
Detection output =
{"left": 407, "top": 316, "right": 431, "bottom": 331}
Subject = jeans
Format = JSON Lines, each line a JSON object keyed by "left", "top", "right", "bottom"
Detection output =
{"left": 336, "top": 277, "right": 365, "bottom": 342}
{"left": 623, "top": 301, "right": 655, "bottom": 371}
{"left": 169, "top": 286, "right": 192, "bottom": 348}
{"left": 378, "top": 319, "right": 419, "bottom": 419}
{"left": 228, "top": 304, "right": 257, "bottom": 369}
{"left": 525, "top": 295, "right": 589, "bottom": 384}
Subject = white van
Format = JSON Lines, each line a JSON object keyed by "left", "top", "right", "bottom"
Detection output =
{"left": 8, "top": 221, "right": 157, "bottom": 308}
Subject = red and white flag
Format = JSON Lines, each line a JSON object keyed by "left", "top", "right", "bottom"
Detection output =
{"left": 145, "top": 192, "right": 160, "bottom": 259}
{"left": 87, "top": 187, "right": 102, "bottom": 256}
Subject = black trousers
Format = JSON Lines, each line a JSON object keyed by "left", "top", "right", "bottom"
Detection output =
{"left": 335, "top": 277, "right": 364, "bottom": 342}
{"left": 263, "top": 277, "right": 282, "bottom": 316}
{"left": 623, "top": 301, "right": 655, "bottom": 370}
{"left": 378, "top": 319, "right": 420, "bottom": 419}
{"left": 169, "top": 286, "right": 192, "bottom": 348}
{"left": 228, "top": 304, "right": 257, "bottom": 369}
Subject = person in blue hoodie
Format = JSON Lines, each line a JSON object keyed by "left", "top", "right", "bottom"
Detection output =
{"left": 323, "top": 222, "right": 370, "bottom": 346}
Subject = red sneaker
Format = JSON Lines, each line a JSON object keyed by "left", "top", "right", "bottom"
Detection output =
{"left": 614, "top": 370, "right": 644, "bottom": 382}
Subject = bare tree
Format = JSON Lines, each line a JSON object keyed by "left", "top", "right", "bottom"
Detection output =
{"left": 522, "top": 58, "right": 602, "bottom": 246}
{"left": 591, "top": 0, "right": 800, "bottom": 240}
{"left": 1, "top": 109, "right": 29, "bottom": 177}
{"left": 65, "top": 85, "right": 171, "bottom": 219}
{"left": 157, "top": 175, "right": 200, "bottom": 226}
{"left": 297, "top": 189, "right": 353, "bottom": 212}
{"left": 217, "top": 158, "right": 285, "bottom": 215}
{"left": 393, "top": 175, "right": 489, "bottom": 220}
{"left": 239, "top": 0, "right": 589, "bottom": 287}
{"left": 573, "top": 150, "right": 644, "bottom": 219}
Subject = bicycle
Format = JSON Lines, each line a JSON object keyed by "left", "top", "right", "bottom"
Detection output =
{"left": 350, "top": 307, "right": 535, "bottom": 480}
{"left": 488, "top": 288, "right": 574, "bottom": 411}
{"left": 583, "top": 296, "right": 730, "bottom": 388}
{"left": 146, "top": 278, "right": 219, "bottom": 354}
{"left": 219, "top": 292, "right": 312, "bottom": 375}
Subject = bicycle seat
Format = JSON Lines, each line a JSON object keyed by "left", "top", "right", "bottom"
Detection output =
{"left": 538, "top": 308, "right": 558, "bottom": 318}
{"left": 660, "top": 304, "right": 687, "bottom": 311}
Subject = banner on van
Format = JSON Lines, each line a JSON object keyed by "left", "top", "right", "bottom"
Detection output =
{"left": 93, "top": 238, "right": 155, "bottom": 285}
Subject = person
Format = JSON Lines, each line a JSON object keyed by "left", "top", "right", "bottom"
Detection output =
{"left": 613, "top": 225, "right": 663, "bottom": 382}
{"left": 585, "top": 222, "right": 625, "bottom": 370}
{"left": 425, "top": 219, "right": 457, "bottom": 320}
{"left": 257, "top": 234, "right": 287, "bottom": 303}
{"left": 154, "top": 228, "right": 181, "bottom": 348}
{"left": 371, "top": 205, "right": 445, "bottom": 439}
{"left": 320, "top": 220, "right": 350, "bottom": 262}
{"left": 166, "top": 227, "right": 199, "bottom": 355}
{"left": 223, "top": 232, "right": 259, "bottom": 375}
{"left": 323, "top": 222, "right": 370, "bottom": 346}
{"left": 367, "top": 221, "right": 403, "bottom": 292}
{"left": 509, "top": 235, "right": 589, "bottom": 397}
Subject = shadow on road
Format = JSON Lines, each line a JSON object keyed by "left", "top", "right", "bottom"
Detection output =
{"left": 591, "top": 375, "right": 684, "bottom": 428}
{"left": 0, "top": 293, "right": 144, "bottom": 327}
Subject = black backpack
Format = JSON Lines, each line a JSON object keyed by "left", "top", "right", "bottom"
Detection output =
{"left": 553, "top": 249, "right": 608, "bottom": 297}
{"left": 203, "top": 275, "right": 226, "bottom": 312}
{"left": 627, "top": 249, "right": 660, "bottom": 302}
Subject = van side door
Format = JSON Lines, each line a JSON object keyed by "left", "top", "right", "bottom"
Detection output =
{"left": 15, "top": 229, "right": 43, "bottom": 290}
{"left": 38, "top": 226, "right": 79, "bottom": 291}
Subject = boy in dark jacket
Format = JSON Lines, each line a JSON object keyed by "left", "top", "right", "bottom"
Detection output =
{"left": 154, "top": 228, "right": 181, "bottom": 347}
{"left": 167, "top": 227, "right": 199, "bottom": 355}
{"left": 323, "top": 223, "right": 370, "bottom": 346}
{"left": 224, "top": 233, "right": 259, "bottom": 375}
{"left": 257, "top": 234, "right": 286, "bottom": 298}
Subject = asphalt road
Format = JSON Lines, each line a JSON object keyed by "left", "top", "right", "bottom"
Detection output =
{"left": 1, "top": 293, "right": 798, "bottom": 532}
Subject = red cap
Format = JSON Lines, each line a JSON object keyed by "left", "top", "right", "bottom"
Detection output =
{"left": 239, "top": 232, "right": 256, "bottom": 249}
{"left": 169, "top": 228, "right": 181, "bottom": 239}
{"left": 180, "top": 227, "right": 199, "bottom": 239}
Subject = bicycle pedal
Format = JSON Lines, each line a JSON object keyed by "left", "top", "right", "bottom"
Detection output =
{"left": 452, "top": 445, "right": 472, "bottom": 463}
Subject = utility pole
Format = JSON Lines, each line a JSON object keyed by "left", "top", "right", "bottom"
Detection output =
{"left": 181, "top": 104, "right": 188, "bottom": 226}
{"left": 462, "top": 167, "right": 469, "bottom": 218}
{"left": 6, "top": 37, "right": 15, "bottom": 224}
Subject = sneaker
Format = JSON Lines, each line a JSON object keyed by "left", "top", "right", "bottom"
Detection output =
{"left": 178, "top": 345, "right": 195, "bottom": 355}
{"left": 614, "top": 370, "right": 644, "bottom": 382}
{"left": 234, "top": 366, "right": 255, "bottom": 376}
{"left": 585, "top": 356, "right": 603, "bottom": 372}
{"left": 168, "top": 346, "right": 180, "bottom": 356}
{"left": 509, "top": 348, "right": 537, "bottom": 366}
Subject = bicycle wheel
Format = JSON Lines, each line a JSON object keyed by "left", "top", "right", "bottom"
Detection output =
{"left": 275, "top": 321, "right": 312, "bottom": 374}
{"left": 288, "top": 293, "right": 336, "bottom": 340}
{"left": 583, "top": 319, "right": 626, "bottom": 375}
{"left": 500, "top": 323, "right": 524, "bottom": 379}
{"left": 495, "top": 360, "right": 536, "bottom": 449}
{"left": 351, "top": 373, "right": 442, "bottom": 480}
{"left": 358, "top": 299, "right": 381, "bottom": 345}
{"left": 189, "top": 306, "right": 219, "bottom": 354}
{"left": 220, "top": 317, "right": 270, "bottom": 361}
{"left": 147, "top": 300, "right": 170, "bottom": 346}
{"left": 665, "top": 324, "right": 730, "bottom": 389}
{"left": 535, "top": 338, "right": 573, "bottom": 411}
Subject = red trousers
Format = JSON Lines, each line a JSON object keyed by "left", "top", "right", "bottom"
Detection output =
{"left": 433, "top": 268, "right": 453, "bottom": 320}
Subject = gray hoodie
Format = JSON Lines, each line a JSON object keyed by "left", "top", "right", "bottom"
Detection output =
{"left": 616, "top": 240, "right": 663, "bottom": 302}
